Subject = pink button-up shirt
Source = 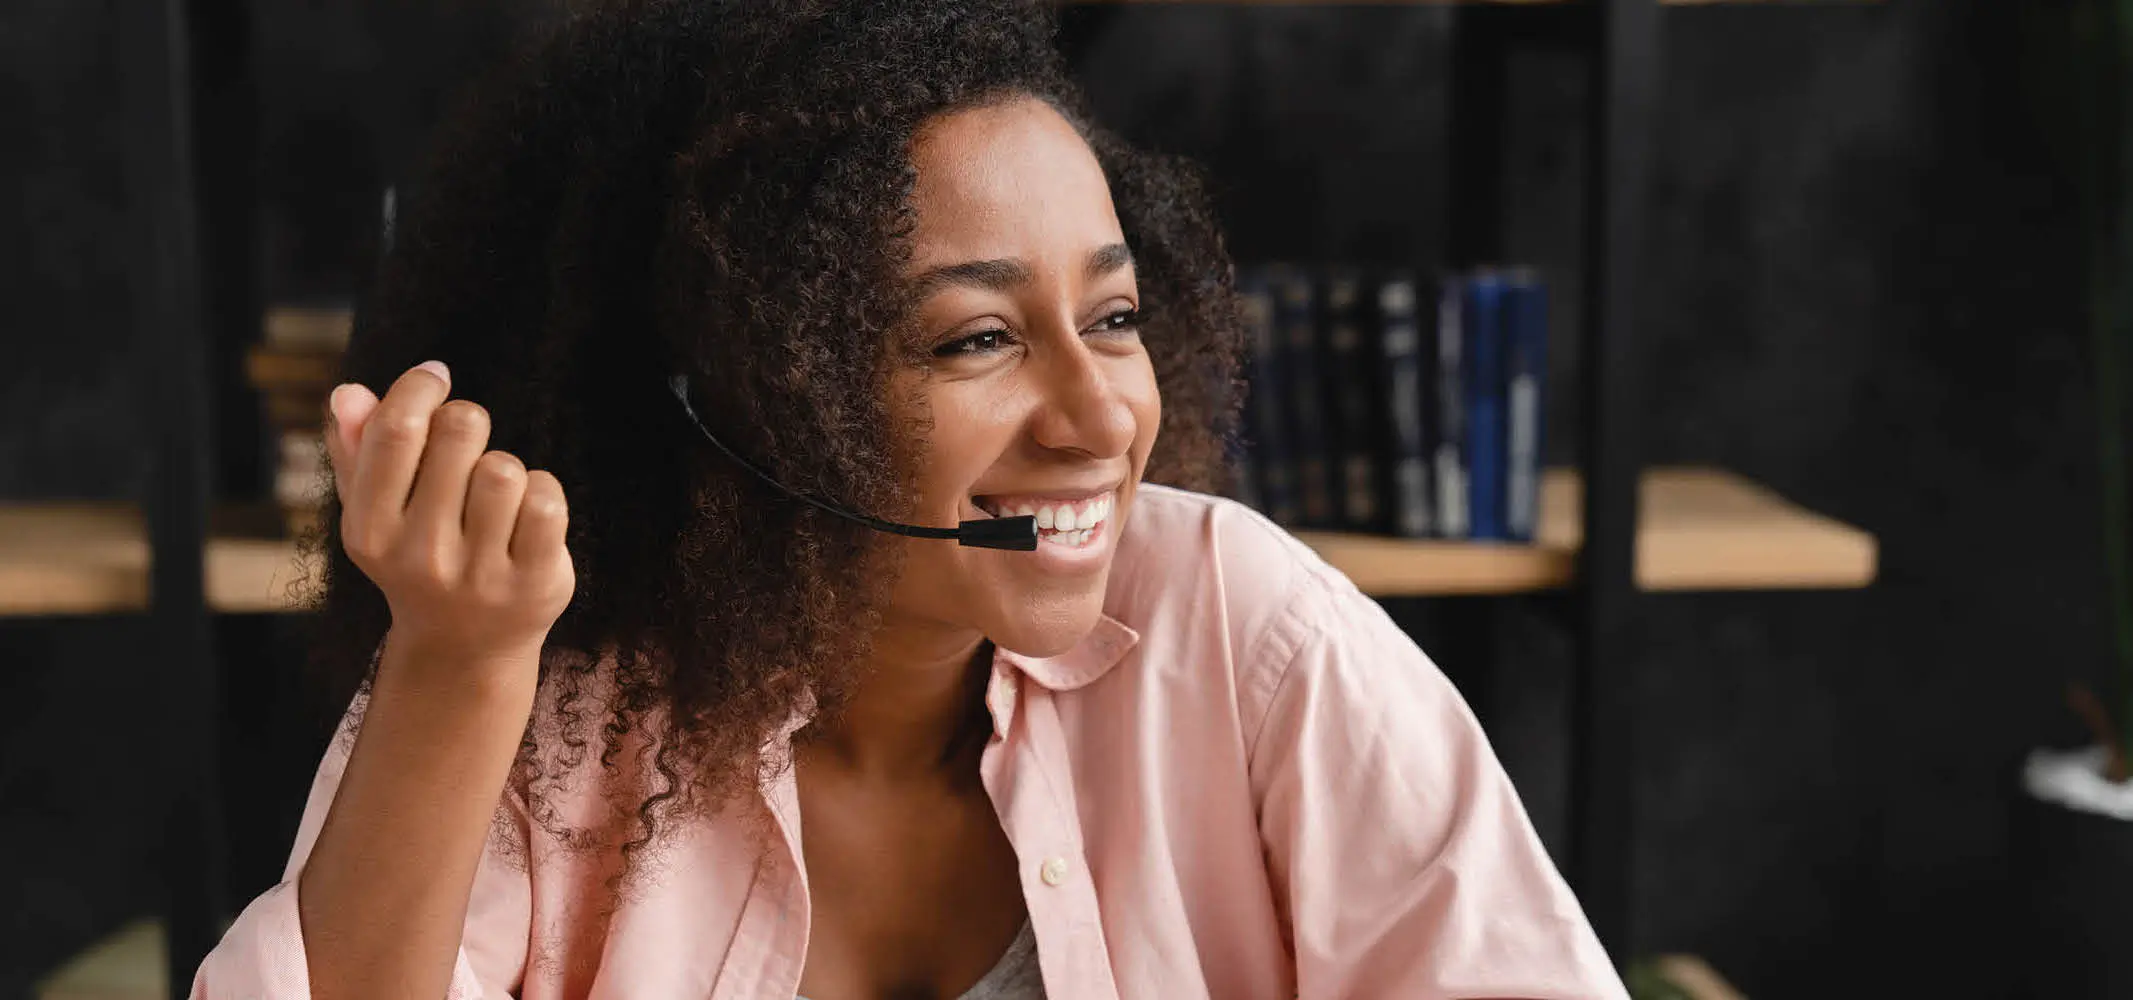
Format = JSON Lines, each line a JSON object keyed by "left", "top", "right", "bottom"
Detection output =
{"left": 193, "top": 484, "right": 1626, "bottom": 999}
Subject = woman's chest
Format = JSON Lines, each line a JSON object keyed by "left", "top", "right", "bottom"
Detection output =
{"left": 793, "top": 769, "right": 1028, "bottom": 999}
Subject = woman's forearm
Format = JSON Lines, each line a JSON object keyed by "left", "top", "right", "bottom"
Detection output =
{"left": 295, "top": 631, "right": 538, "bottom": 1000}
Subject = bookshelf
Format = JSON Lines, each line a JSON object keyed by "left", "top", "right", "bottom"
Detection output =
{"left": 1297, "top": 467, "right": 1877, "bottom": 596}
{"left": 0, "top": 466, "right": 1874, "bottom": 618}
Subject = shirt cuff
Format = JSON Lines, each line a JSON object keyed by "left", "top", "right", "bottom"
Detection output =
{"left": 190, "top": 881, "right": 312, "bottom": 999}
{"left": 191, "top": 880, "right": 492, "bottom": 999}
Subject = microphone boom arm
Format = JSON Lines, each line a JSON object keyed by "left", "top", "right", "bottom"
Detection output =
{"left": 668, "top": 374, "right": 1039, "bottom": 551}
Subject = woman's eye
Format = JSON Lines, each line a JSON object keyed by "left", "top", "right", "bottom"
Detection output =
{"left": 935, "top": 329, "right": 1011, "bottom": 357}
{"left": 1092, "top": 308, "right": 1143, "bottom": 335}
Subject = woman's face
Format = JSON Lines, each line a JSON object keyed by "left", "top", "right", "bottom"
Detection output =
{"left": 884, "top": 96, "right": 1160, "bottom": 658}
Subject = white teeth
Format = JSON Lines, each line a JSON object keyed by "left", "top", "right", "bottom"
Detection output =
{"left": 1026, "top": 523, "right": 1107, "bottom": 548}
{"left": 982, "top": 492, "right": 1116, "bottom": 539}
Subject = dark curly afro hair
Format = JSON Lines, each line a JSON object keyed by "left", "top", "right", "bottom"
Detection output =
{"left": 300, "top": 0, "right": 1242, "bottom": 873}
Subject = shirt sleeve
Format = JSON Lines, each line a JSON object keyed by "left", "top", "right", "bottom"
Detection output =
{"left": 1246, "top": 573, "right": 1628, "bottom": 1000}
{"left": 189, "top": 696, "right": 533, "bottom": 999}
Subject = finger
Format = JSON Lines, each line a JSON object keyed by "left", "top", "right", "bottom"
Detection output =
{"left": 352, "top": 362, "right": 453, "bottom": 532}
{"left": 336, "top": 383, "right": 380, "bottom": 456}
{"left": 464, "top": 450, "right": 528, "bottom": 571}
{"left": 509, "top": 470, "right": 569, "bottom": 565}
{"left": 323, "top": 384, "right": 380, "bottom": 503}
{"left": 404, "top": 400, "right": 493, "bottom": 553}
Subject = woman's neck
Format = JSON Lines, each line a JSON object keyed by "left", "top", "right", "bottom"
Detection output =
{"left": 803, "top": 619, "right": 994, "bottom": 782}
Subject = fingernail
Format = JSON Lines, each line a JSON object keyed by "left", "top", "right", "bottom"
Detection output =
{"left": 327, "top": 384, "right": 349, "bottom": 424}
{"left": 416, "top": 360, "right": 450, "bottom": 385}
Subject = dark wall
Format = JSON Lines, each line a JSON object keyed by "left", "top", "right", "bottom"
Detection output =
{"left": 1, "top": 3, "right": 2110, "bottom": 997}
{"left": 2, "top": 0, "right": 145, "bottom": 501}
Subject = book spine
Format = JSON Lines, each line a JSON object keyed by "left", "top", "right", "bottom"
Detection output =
{"left": 1376, "top": 271, "right": 1433, "bottom": 537}
{"left": 1323, "top": 267, "right": 1380, "bottom": 532}
{"left": 1274, "top": 266, "right": 1333, "bottom": 528}
{"left": 1504, "top": 269, "right": 1548, "bottom": 542}
{"left": 1464, "top": 269, "right": 1510, "bottom": 541}
{"left": 1433, "top": 275, "right": 1469, "bottom": 539}
{"left": 1238, "top": 268, "right": 1296, "bottom": 526}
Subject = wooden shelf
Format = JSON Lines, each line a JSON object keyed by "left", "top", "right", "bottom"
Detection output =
{"left": 0, "top": 466, "right": 1873, "bottom": 616}
{"left": 1294, "top": 466, "right": 1878, "bottom": 596}
{"left": 0, "top": 502, "right": 318, "bottom": 617}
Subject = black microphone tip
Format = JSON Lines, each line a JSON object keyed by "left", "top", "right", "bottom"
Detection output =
{"left": 957, "top": 515, "right": 1040, "bottom": 551}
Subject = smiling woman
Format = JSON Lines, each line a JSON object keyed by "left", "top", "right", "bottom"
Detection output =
{"left": 190, "top": 2, "right": 1625, "bottom": 999}
{"left": 885, "top": 98, "right": 1162, "bottom": 659}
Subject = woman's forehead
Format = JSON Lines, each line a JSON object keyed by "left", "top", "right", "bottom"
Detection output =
{"left": 905, "top": 97, "right": 1122, "bottom": 271}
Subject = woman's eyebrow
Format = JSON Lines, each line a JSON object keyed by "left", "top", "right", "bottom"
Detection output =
{"left": 1085, "top": 242, "right": 1134, "bottom": 283}
{"left": 911, "top": 243, "right": 1135, "bottom": 297}
{"left": 913, "top": 258, "right": 1030, "bottom": 297}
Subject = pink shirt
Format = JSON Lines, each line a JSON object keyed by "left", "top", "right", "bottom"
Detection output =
{"left": 193, "top": 485, "right": 1626, "bottom": 999}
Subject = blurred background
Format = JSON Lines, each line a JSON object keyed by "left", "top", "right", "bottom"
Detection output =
{"left": 5, "top": 1, "right": 2131, "bottom": 998}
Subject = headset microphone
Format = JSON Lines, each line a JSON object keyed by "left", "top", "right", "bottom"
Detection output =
{"left": 668, "top": 375, "right": 1040, "bottom": 551}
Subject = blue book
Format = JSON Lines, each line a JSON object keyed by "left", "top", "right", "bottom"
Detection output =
{"left": 1433, "top": 276, "right": 1468, "bottom": 539}
{"left": 1503, "top": 270, "right": 1548, "bottom": 542}
{"left": 1271, "top": 265, "right": 1333, "bottom": 528}
{"left": 1375, "top": 272, "right": 1433, "bottom": 537}
{"left": 1237, "top": 268, "right": 1296, "bottom": 526}
{"left": 1463, "top": 270, "right": 1510, "bottom": 541}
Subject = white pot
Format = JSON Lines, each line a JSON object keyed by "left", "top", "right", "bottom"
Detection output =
{"left": 2013, "top": 746, "right": 2133, "bottom": 998}
{"left": 2022, "top": 745, "right": 2133, "bottom": 820}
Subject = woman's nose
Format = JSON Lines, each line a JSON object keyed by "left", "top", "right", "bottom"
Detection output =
{"left": 1028, "top": 340, "right": 1136, "bottom": 459}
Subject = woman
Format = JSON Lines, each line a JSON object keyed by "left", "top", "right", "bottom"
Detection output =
{"left": 195, "top": 1, "right": 1623, "bottom": 997}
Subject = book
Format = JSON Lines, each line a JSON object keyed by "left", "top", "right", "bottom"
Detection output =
{"left": 1322, "top": 267, "right": 1381, "bottom": 532}
{"left": 1374, "top": 271, "right": 1434, "bottom": 537}
{"left": 275, "top": 430, "right": 329, "bottom": 514}
{"left": 1463, "top": 270, "right": 1510, "bottom": 541}
{"left": 1236, "top": 268, "right": 1297, "bottom": 526}
{"left": 263, "top": 304, "right": 354, "bottom": 352}
{"left": 1504, "top": 269, "right": 1548, "bottom": 542}
{"left": 1433, "top": 275, "right": 1469, "bottom": 539}
{"left": 1271, "top": 265, "right": 1333, "bottom": 528}
{"left": 245, "top": 345, "right": 341, "bottom": 389}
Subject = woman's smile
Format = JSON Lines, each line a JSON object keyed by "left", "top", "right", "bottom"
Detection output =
{"left": 973, "top": 486, "right": 1122, "bottom": 565}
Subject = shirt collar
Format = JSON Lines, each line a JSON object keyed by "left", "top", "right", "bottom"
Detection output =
{"left": 985, "top": 613, "right": 1140, "bottom": 739}
{"left": 992, "top": 613, "right": 1140, "bottom": 692}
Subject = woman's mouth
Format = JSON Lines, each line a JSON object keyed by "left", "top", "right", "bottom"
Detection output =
{"left": 973, "top": 491, "right": 1114, "bottom": 549}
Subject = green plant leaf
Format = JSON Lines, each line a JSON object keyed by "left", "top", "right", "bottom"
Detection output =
{"left": 1624, "top": 959, "right": 1697, "bottom": 1000}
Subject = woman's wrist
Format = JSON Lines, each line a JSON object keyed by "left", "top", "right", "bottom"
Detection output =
{"left": 374, "top": 627, "right": 545, "bottom": 710}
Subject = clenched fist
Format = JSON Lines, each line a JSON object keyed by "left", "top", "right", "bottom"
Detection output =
{"left": 326, "top": 361, "right": 576, "bottom": 679}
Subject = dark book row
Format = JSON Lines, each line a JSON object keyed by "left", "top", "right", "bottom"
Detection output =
{"left": 1233, "top": 264, "right": 1550, "bottom": 542}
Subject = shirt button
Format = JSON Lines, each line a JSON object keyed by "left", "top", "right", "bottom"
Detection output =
{"left": 1040, "top": 856, "right": 1070, "bottom": 886}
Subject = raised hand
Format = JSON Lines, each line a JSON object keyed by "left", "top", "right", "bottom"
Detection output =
{"left": 324, "top": 360, "right": 575, "bottom": 680}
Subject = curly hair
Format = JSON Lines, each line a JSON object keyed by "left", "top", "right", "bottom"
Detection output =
{"left": 298, "top": 0, "right": 1242, "bottom": 873}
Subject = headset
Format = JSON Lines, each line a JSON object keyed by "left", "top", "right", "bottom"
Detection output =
{"left": 667, "top": 374, "right": 1040, "bottom": 551}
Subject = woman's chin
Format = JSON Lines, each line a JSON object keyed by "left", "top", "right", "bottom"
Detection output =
{"left": 986, "top": 595, "right": 1108, "bottom": 660}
